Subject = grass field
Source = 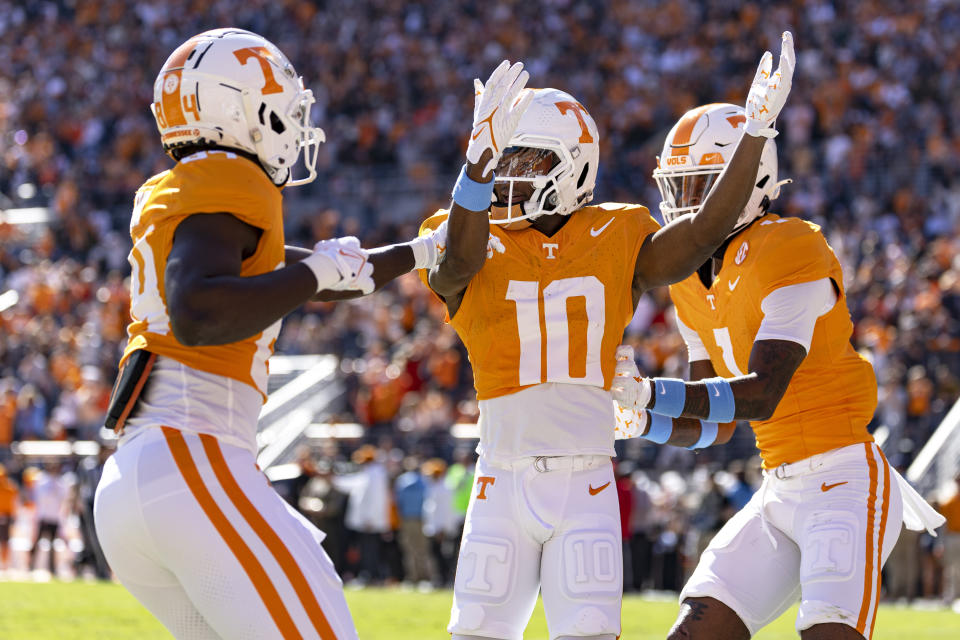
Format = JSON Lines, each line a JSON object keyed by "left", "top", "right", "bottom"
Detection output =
{"left": 1, "top": 581, "right": 958, "bottom": 639}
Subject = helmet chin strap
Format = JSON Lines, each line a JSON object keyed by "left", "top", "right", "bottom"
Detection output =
{"left": 491, "top": 175, "right": 554, "bottom": 224}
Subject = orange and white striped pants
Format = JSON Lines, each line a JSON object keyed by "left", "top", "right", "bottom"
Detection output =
{"left": 94, "top": 425, "right": 356, "bottom": 640}
{"left": 680, "top": 442, "right": 902, "bottom": 639}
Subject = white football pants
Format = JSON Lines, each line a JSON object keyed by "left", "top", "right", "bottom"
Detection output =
{"left": 94, "top": 425, "right": 357, "bottom": 639}
{"left": 681, "top": 442, "right": 902, "bottom": 639}
{"left": 449, "top": 454, "right": 621, "bottom": 640}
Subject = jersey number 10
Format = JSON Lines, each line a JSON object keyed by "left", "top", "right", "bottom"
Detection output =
{"left": 506, "top": 276, "right": 605, "bottom": 387}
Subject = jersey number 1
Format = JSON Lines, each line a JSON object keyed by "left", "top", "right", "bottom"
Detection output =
{"left": 506, "top": 276, "right": 605, "bottom": 386}
{"left": 713, "top": 327, "right": 746, "bottom": 376}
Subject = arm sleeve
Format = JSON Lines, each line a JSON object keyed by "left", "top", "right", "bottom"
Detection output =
{"left": 755, "top": 277, "right": 837, "bottom": 352}
{"left": 674, "top": 313, "right": 711, "bottom": 363}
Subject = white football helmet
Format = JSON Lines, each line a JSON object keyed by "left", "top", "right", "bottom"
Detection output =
{"left": 151, "top": 28, "right": 325, "bottom": 186}
{"left": 491, "top": 88, "right": 599, "bottom": 226}
{"left": 653, "top": 103, "right": 789, "bottom": 235}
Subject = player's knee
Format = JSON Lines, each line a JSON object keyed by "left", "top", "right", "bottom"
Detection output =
{"left": 667, "top": 597, "right": 750, "bottom": 640}
{"left": 667, "top": 617, "right": 692, "bottom": 640}
{"left": 800, "top": 622, "right": 862, "bottom": 639}
{"left": 667, "top": 618, "right": 728, "bottom": 640}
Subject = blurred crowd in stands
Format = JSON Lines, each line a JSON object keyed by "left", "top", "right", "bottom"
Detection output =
{"left": 0, "top": 0, "right": 958, "bottom": 600}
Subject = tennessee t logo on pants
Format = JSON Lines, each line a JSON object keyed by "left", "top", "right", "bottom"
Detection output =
{"left": 476, "top": 476, "right": 496, "bottom": 500}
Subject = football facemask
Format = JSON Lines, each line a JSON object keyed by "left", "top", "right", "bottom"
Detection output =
{"left": 654, "top": 165, "right": 724, "bottom": 220}
{"left": 492, "top": 146, "right": 559, "bottom": 216}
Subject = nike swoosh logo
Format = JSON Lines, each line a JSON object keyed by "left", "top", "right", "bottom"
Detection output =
{"left": 658, "top": 382, "right": 667, "bottom": 395}
{"left": 588, "top": 482, "right": 611, "bottom": 496}
{"left": 821, "top": 481, "right": 848, "bottom": 492}
{"left": 711, "top": 386, "right": 720, "bottom": 397}
{"left": 590, "top": 218, "right": 615, "bottom": 237}
{"left": 728, "top": 276, "right": 741, "bottom": 291}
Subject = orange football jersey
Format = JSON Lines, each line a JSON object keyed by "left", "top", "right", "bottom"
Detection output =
{"left": 669, "top": 214, "right": 876, "bottom": 468}
{"left": 420, "top": 203, "right": 660, "bottom": 400}
{"left": 121, "top": 150, "right": 284, "bottom": 398}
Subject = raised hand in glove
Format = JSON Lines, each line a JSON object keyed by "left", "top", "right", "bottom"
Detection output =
{"left": 743, "top": 31, "right": 795, "bottom": 138}
{"left": 466, "top": 60, "right": 535, "bottom": 178}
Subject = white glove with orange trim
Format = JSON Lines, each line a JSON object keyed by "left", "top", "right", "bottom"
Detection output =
{"left": 486, "top": 232, "right": 505, "bottom": 258}
{"left": 614, "top": 401, "right": 648, "bottom": 440}
{"left": 466, "top": 60, "right": 535, "bottom": 178}
{"left": 302, "top": 236, "right": 375, "bottom": 294}
{"left": 610, "top": 345, "right": 652, "bottom": 411}
{"left": 612, "top": 345, "right": 652, "bottom": 439}
{"left": 743, "top": 31, "right": 795, "bottom": 139}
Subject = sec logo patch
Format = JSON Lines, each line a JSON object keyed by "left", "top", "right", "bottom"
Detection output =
{"left": 163, "top": 73, "right": 180, "bottom": 95}
{"left": 734, "top": 241, "right": 749, "bottom": 265}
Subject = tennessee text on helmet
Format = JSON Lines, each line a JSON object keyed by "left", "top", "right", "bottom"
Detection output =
{"left": 151, "top": 28, "right": 325, "bottom": 187}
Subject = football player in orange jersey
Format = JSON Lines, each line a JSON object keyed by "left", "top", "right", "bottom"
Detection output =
{"left": 611, "top": 101, "right": 945, "bottom": 640}
{"left": 418, "top": 35, "right": 795, "bottom": 640}
{"left": 92, "top": 29, "right": 456, "bottom": 640}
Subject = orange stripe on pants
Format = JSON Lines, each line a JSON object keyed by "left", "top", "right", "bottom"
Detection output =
{"left": 161, "top": 427, "right": 302, "bottom": 640}
{"left": 868, "top": 448, "right": 892, "bottom": 640}
{"left": 199, "top": 434, "right": 339, "bottom": 639}
{"left": 856, "top": 442, "right": 880, "bottom": 635}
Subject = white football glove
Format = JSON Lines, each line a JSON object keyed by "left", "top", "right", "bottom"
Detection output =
{"left": 466, "top": 60, "right": 535, "bottom": 178}
{"left": 302, "top": 236, "right": 375, "bottom": 295}
{"left": 743, "top": 31, "right": 795, "bottom": 138}
{"left": 614, "top": 401, "right": 649, "bottom": 440}
{"left": 610, "top": 345, "right": 652, "bottom": 411}
{"left": 486, "top": 232, "right": 505, "bottom": 259}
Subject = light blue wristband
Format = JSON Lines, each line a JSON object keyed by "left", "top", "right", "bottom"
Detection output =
{"left": 703, "top": 377, "right": 736, "bottom": 423}
{"left": 689, "top": 420, "right": 719, "bottom": 450}
{"left": 452, "top": 164, "right": 494, "bottom": 212}
{"left": 642, "top": 411, "right": 673, "bottom": 445}
{"left": 650, "top": 377, "right": 686, "bottom": 418}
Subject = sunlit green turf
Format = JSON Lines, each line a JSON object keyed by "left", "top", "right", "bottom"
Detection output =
{"left": 1, "top": 581, "right": 958, "bottom": 638}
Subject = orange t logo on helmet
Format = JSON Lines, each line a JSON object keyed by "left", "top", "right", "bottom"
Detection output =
{"left": 555, "top": 101, "right": 594, "bottom": 143}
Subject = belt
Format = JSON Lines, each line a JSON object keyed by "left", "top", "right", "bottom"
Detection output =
{"left": 485, "top": 454, "right": 611, "bottom": 473}
{"left": 772, "top": 453, "right": 828, "bottom": 480}
{"left": 533, "top": 455, "right": 610, "bottom": 473}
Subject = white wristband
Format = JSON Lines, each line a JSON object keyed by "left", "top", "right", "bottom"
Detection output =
{"left": 299, "top": 253, "right": 343, "bottom": 293}
{"left": 405, "top": 235, "right": 437, "bottom": 270}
